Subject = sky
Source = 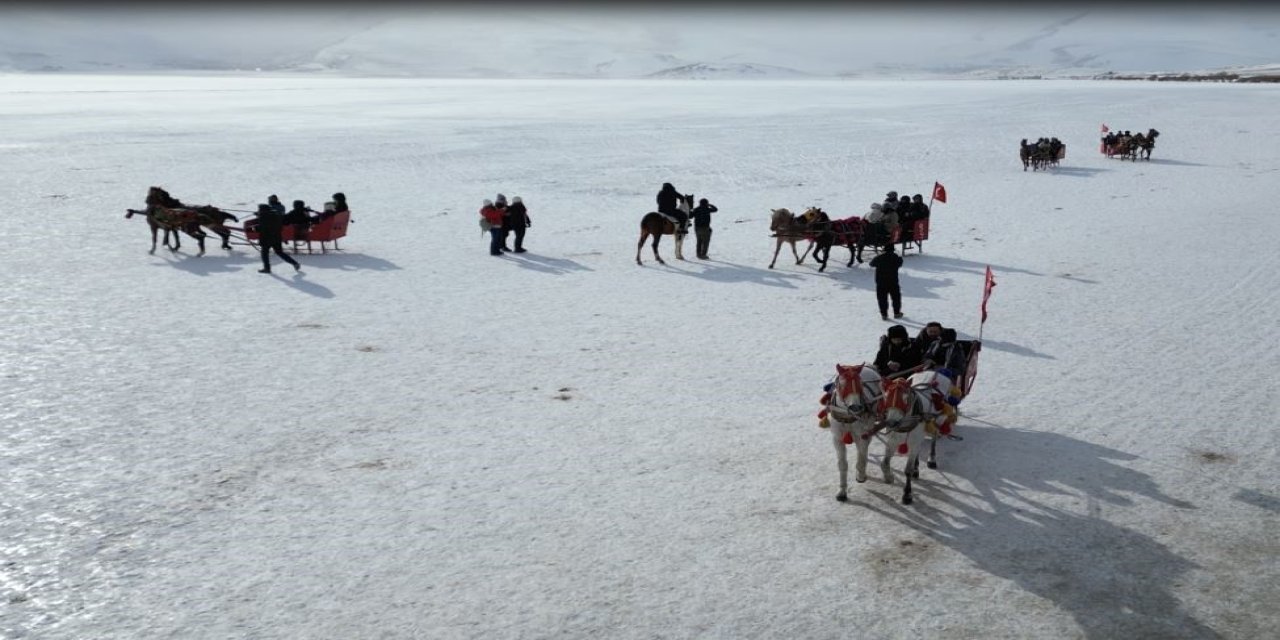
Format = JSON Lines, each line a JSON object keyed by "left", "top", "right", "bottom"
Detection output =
{"left": 2, "top": 4, "right": 1278, "bottom": 77}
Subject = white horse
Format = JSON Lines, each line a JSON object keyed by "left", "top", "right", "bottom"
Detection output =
{"left": 821, "top": 363, "right": 886, "bottom": 502}
{"left": 768, "top": 208, "right": 815, "bottom": 269}
{"left": 873, "top": 370, "right": 959, "bottom": 505}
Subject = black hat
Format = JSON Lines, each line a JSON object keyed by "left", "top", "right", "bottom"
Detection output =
{"left": 887, "top": 325, "right": 908, "bottom": 340}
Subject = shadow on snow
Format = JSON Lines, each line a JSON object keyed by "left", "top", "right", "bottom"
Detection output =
{"left": 846, "top": 422, "right": 1214, "bottom": 640}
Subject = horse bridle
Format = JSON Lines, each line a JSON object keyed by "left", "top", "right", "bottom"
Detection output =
{"left": 826, "top": 366, "right": 882, "bottom": 423}
{"left": 875, "top": 378, "right": 927, "bottom": 433}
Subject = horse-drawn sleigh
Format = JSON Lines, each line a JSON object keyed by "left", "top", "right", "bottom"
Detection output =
{"left": 126, "top": 187, "right": 350, "bottom": 255}
{"left": 1020, "top": 137, "right": 1066, "bottom": 171}
{"left": 768, "top": 207, "right": 930, "bottom": 271}
{"left": 818, "top": 337, "right": 980, "bottom": 505}
{"left": 1101, "top": 128, "right": 1159, "bottom": 161}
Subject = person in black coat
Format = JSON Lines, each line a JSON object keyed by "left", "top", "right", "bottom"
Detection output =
{"left": 922, "top": 328, "right": 969, "bottom": 381}
{"left": 874, "top": 324, "right": 922, "bottom": 376}
{"left": 656, "top": 182, "right": 688, "bottom": 230}
{"left": 690, "top": 197, "right": 717, "bottom": 259}
{"left": 284, "top": 200, "right": 313, "bottom": 239}
{"left": 254, "top": 203, "right": 300, "bottom": 274}
{"left": 507, "top": 196, "right": 531, "bottom": 253}
{"left": 868, "top": 244, "right": 904, "bottom": 320}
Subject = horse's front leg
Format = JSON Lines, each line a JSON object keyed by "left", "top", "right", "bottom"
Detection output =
{"left": 880, "top": 436, "right": 895, "bottom": 485}
{"left": 674, "top": 232, "right": 685, "bottom": 261}
{"left": 149, "top": 225, "right": 158, "bottom": 254}
{"left": 769, "top": 237, "right": 783, "bottom": 269}
{"left": 796, "top": 240, "right": 812, "bottom": 264}
{"left": 853, "top": 426, "right": 870, "bottom": 484}
{"left": 927, "top": 435, "right": 938, "bottom": 470}
{"left": 902, "top": 454, "right": 917, "bottom": 505}
{"left": 834, "top": 432, "right": 849, "bottom": 502}
{"left": 845, "top": 240, "right": 857, "bottom": 268}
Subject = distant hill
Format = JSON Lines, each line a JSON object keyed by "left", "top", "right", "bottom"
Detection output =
{"left": 1, "top": 8, "right": 1277, "bottom": 79}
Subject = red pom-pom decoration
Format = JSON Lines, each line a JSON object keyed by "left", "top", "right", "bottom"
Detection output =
{"left": 820, "top": 393, "right": 832, "bottom": 405}
{"left": 817, "top": 409, "right": 828, "bottom": 419}
{"left": 940, "top": 423, "right": 952, "bottom": 435}
{"left": 898, "top": 443, "right": 909, "bottom": 455}
{"left": 842, "top": 432, "right": 854, "bottom": 445}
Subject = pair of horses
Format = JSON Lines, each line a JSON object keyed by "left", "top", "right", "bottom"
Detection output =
{"left": 125, "top": 187, "right": 238, "bottom": 255}
{"left": 769, "top": 207, "right": 874, "bottom": 272}
{"left": 821, "top": 363, "right": 959, "bottom": 505}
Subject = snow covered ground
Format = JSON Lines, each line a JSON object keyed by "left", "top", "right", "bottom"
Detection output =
{"left": 2, "top": 74, "right": 1278, "bottom": 639}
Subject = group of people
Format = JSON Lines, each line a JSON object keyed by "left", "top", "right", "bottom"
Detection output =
{"left": 873, "top": 321, "right": 973, "bottom": 390}
{"left": 251, "top": 192, "right": 349, "bottom": 274}
{"left": 655, "top": 182, "right": 718, "bottom": 260}
{"left": 863, "top": 190, "right": 931, "bottom": 246}
{"left": 479, "top": 194, "right": 532, "bottom": 256}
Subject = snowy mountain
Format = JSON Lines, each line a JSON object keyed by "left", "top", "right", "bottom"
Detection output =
{"left": 645, "top": 62, "right": 812, "bottom": 79}
{"left": 1, "top": 7, "right": 1278, "bottom": 78}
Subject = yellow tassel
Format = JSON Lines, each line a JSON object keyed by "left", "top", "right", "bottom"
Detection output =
{"left": 818, "top": 417, "right": 830, "bottom": 429}
{"left": 925, "top": 419, "right": 938, "bottom": 436}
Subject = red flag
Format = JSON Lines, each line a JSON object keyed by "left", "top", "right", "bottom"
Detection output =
{"left": 1101, "top": 123, "right": 1110, "bottom": 133}
{"left": 981, "top": 266, "right": 996, "bottom": 324}
{"left": 932, "top": 181, "right": 947, "bottom": 204}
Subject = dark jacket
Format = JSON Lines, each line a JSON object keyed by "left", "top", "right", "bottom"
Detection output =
{"left": 267, "top": 199, "right": 286, "bottom": 215}
{"left": 869, "top": 252, "right": 903, "bottom": 286}
{"left": 507, "top": 202, "right": 530, "bottom": 229}
{"left": 874, "top": 335, "right": 922, "bottom": 375}
{"left": 690, "top": 203, "right": 717, "bottom": 228}
{"left": 284, "top": 206, "right": 311, "bottom": 226}
{"left": 656, "top": 188, "right": 679, "bottom": 213}
{"left": 923, "top": 339, "right": 969, "bottom": 376}
{"left": 257, "top": 210, "right": 285, "bottom": 242}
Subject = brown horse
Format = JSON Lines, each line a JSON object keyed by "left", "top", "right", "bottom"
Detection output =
{"left": 125, "top": 187, "right": 237, "bottom": 255}
{"left": 636, "top": 193, "right": 693, "bottom": 265}
{"left": 768, "top": 207, "right": 816, "bottom": 269}
{"left": 1138, "top": 128, "right": 1159, "bottom": 160}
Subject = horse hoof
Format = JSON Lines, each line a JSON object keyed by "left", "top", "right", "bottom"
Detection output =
{"left": 926, "top": 461, "right": 937, "bottom": 469}
{"left": 902, "top": 495, "right": 913, "bottom": 505}
{"left": 836, "top": 494, "right": 848, "bottom": 502}
{"left": 855, "top": 476, "right": 867, "bottom": 484}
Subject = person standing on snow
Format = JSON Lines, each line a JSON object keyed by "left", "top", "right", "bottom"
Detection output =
{"left": 479, "top": 199, "right": 505, "bottom": 256}
{"left": 690, "top": 197, "right": 717, "bottom": 259}
{"left": 506, "top": 196, "right": 531, "bottom": 254}
{"left": 869, "top": 244, "right": 904, "bottom": 321}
